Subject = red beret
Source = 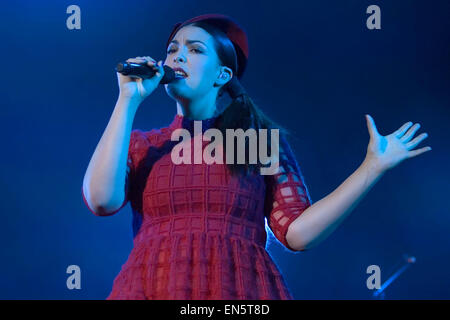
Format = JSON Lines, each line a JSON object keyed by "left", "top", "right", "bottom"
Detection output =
{"left": 165, "top": 14, "right": 249, "bottom": 79}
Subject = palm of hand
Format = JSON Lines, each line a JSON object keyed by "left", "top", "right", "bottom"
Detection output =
{"left": 364, "top": 114, "right": 431, "bottom": 173}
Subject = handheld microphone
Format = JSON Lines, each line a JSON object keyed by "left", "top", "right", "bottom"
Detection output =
{"left": 115, "top": 62, "right": 175, "bottom": 84}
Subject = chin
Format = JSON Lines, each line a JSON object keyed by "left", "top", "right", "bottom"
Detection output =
{"left": 165, "top": 81, "right": 207, "bottom": 101}
{"left": 165, "top": 86, "right": 191, "bottom": 102}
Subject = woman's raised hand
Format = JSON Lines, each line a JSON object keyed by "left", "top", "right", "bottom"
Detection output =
{"left": 117, "top": 56, "right": 165, "bottom": 103}
{"left": 363, "top": 114, "right": 432, "bottom": 174}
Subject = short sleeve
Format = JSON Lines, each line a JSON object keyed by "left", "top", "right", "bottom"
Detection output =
{"left": 81, "top": 129, "right": 150, "bottom": 216}
{"left": 127, "top": 129, "right": 152, "bottom": 176}
{"left": 264, "top": 135, "right": 313, "bottom": 252}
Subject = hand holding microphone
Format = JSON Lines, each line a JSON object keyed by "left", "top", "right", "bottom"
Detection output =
{"left": 116, "top": 56, "right": 175, "bottom": 104}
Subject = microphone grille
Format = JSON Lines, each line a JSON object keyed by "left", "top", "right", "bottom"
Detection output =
{"left": 115, "top": 63, "right": 125, "bottom": 73}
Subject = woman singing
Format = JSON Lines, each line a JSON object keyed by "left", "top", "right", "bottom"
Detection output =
{"left": 81, "top": 14, "right": 431, "bottom": 300}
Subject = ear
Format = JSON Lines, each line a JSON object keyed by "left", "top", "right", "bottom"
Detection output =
{"left": 215, "top": 66, "right": 233, "bottom": 87}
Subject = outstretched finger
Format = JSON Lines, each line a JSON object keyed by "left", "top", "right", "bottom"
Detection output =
{"left": 408, "top": 146, "right": 432, "bottom": 158}
{"left": 365, "top": 114, "right": 380, "bottom": 138}
{"left": 393, "top": 121, "right": 414, "bottom": 138}
{"left": 401, "top": 123, "right": 421, "bottom": 143}
{"left": 405, "top": 132, "right": 428, "bottom": 149}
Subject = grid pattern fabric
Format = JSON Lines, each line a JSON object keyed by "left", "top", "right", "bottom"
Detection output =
{"left": 82, "top": 113, "right": 312, "bottom": 300}
{"left": 264, "top": 134, "right": 313, "bottom": 251}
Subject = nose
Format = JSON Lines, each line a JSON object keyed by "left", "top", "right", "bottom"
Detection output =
{"left": 173, "top": 52, "right": 186, "bottom": 63}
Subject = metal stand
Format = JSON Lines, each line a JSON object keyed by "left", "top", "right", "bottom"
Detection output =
{"left": 372, "top": 254, "right": 416, "bottom": 300}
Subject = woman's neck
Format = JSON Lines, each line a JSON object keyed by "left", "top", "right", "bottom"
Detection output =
{"left": 176, "top": 93, "right": 217, "bottom": 120}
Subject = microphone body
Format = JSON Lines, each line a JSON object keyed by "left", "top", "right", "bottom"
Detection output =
{"left": 115, "top": 62, "right": 175, "bottom": 84}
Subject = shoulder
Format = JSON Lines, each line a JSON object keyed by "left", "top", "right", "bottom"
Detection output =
{"left": 130, "top": 125, "right": 174, "bottom": 149}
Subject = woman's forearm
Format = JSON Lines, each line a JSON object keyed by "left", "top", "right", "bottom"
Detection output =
{"left": 286, "top": 158, "right": 386, "bottom": 251}
{"left": 82, "top": 96, "right": 140, "bottom": 216}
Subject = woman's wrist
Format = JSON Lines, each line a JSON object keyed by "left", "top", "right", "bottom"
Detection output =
{"left": 117, "top": 94, "right": 142, "bottom": 113}
{"left": 361, "top": 155, "right": 387, "bottom": 178}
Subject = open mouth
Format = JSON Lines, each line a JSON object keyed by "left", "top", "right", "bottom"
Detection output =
{"left": 174, "top": 70, "right": 188, "bottom": 78}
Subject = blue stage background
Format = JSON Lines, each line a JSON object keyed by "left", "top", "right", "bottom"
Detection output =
{"left": 1, "top": 0, "right": 449, "bottom": 299}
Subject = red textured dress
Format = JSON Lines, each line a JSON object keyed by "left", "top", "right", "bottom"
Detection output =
{"left": 82, "top": 113, "right": 313, "bottom": 300}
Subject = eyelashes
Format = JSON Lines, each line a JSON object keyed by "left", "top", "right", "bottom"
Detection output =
{"left": 167, "top": 48, "right": 202, "bottom": 54}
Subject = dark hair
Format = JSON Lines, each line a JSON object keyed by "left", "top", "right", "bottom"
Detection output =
{"left": 184, "top": 21, "right": 290, "bottom": 176}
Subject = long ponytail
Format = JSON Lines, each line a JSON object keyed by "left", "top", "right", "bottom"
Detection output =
{"left": 216, "top": 77, "right": 289, "bottom": 176}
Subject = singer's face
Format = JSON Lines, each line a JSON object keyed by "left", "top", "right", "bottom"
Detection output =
{"left": 164, "top": 25, "right": 224, "bottom": 101}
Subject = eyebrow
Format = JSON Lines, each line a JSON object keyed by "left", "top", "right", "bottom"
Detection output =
{"left": 169, "top": 39, "right": 207, "bottom": 47}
